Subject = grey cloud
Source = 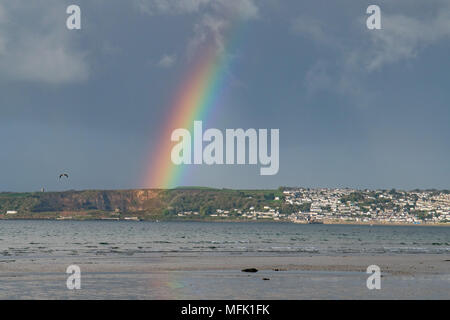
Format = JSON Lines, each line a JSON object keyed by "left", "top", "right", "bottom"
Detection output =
{"left": 291, "top": 16, "right": 335, "bottom": 47}
{"left": 0, "top": 1, "right": 89, "bottom": 84}
{"left": 212, "top": 0, "right": 259, "bottom": 20}
{"left": 135, "top": 0, "right": 258, "bottom": 18}
{"left": 136, "top": 0, "right": 259, "bottom": 56}
{"left": 134, "top": 0, "right": 210, "bottom": 15}
{"left": 304, "top": 61, "right": 332, "bottom": 95}
{"left": 294, "top": 1, "right": 450, "bottom": 106}
{"left": 366, "top": 6, "right": 450, "bottom": 70}
{"left": 157, "top": 53, "right": 177, "bottom": 67}
{"left": 187, "top": 13, "right": 229, "bottom": 56}
{"left": 188, "top": 0, "right": 258, "bottom": 57}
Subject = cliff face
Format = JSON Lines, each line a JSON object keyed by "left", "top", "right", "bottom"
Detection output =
{"left": 0, "top": 188, "right": 282, "bottom": 219}
{"left": 0, "top": 189, "right": 163, "bottom": 214}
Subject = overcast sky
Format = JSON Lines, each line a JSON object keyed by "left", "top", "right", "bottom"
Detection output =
{"left": 0, "top": 0, "right": 449, "bottom": 191}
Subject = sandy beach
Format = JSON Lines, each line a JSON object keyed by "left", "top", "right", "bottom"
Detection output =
{"left": 2, "top": 252, "right": 450, "bottom": 275}
{"left": 1, "top": 253, "right": 449, "bottom": 299}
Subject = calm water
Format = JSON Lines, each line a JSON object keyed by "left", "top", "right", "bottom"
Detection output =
{"left": 0, "top": 220, "right": 449, "bottom": 259}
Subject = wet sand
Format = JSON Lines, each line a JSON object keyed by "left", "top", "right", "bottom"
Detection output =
{"left": 1, "top": 253, "right": 449, "bottom": 275}
{"left": 0, "top": 253, "right": 449, "bottom": 299}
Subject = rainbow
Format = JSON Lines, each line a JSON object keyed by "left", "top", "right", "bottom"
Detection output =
{"left": 145, "top": 25, "right": 243, "bottom": 188}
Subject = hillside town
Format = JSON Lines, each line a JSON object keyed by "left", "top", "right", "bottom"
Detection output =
{"left": 282, "top": 188, "right": 450, "bottom": 224}
{"left": 177, "top": 188, "right": 450, "bottom": 225}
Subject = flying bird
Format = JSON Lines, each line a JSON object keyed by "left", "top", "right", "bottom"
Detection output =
{"left": 59, "top": 173, "right": 69, "bottom": 179}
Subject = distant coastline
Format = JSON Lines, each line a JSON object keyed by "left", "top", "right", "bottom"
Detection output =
{"left": 0, "top": 187, "right": 449, "bottom": 226}
{"left": 0, "top": 217, "right": 448, "bottom": 227}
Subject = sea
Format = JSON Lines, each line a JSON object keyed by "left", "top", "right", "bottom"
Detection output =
{"left": 1, "top": 220, "right": 449, "bottom": 257}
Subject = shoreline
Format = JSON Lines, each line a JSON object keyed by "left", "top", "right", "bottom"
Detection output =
{"left": 0, "top": 217, "right": 448, "bottom": 227}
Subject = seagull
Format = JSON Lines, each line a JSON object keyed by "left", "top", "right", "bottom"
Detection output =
{"left": 59, "top": 173, "right": 69, "bottom": 179}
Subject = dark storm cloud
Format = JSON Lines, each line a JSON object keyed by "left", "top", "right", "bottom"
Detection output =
{"left": 0, "top": 0, "right": 449, "bottom": 191}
